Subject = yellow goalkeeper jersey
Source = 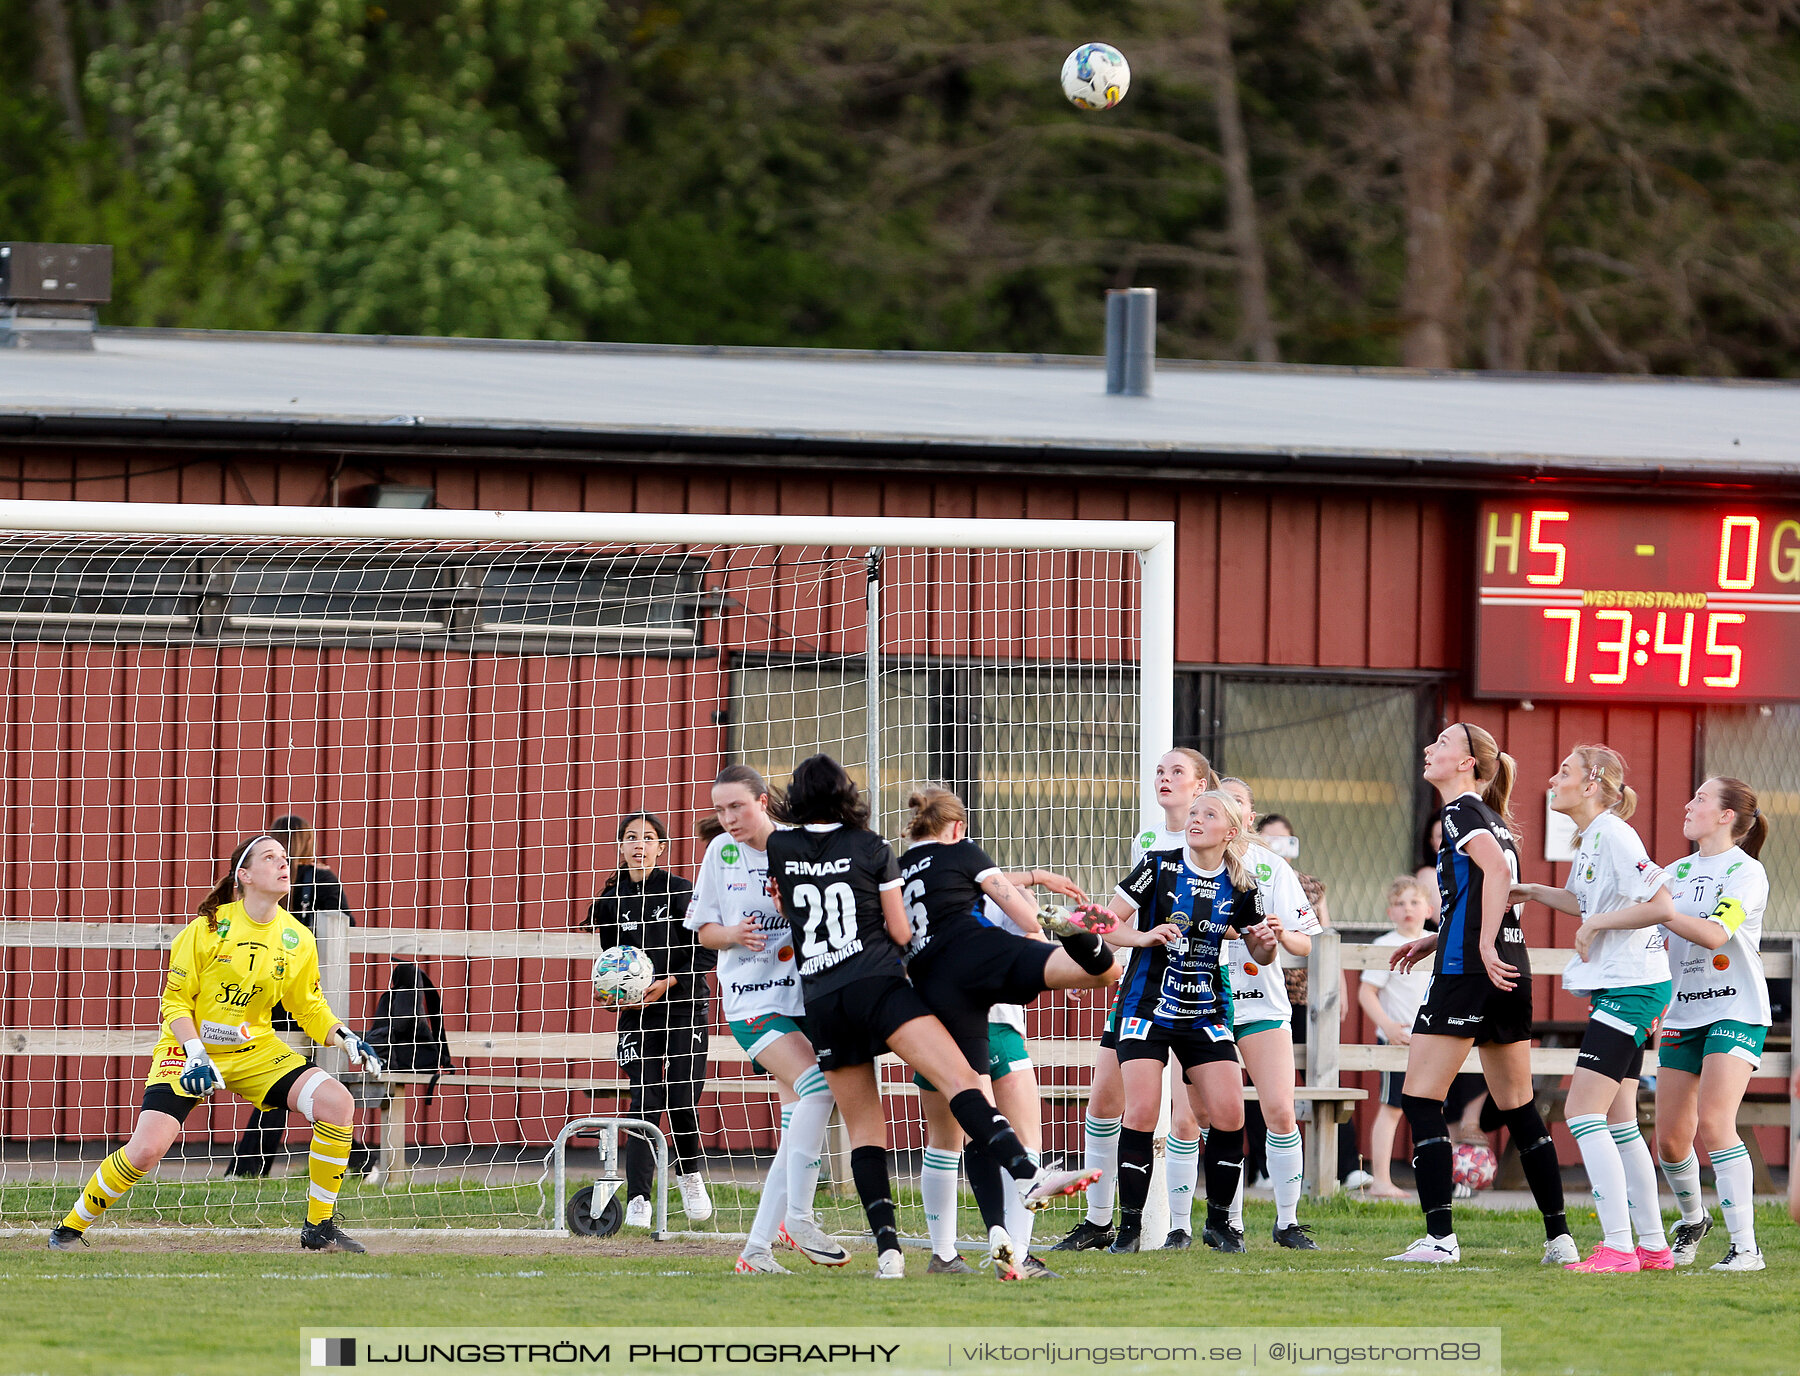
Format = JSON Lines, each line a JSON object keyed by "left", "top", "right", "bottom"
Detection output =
{"left": 160, "top": 902, "right": 343, "bottom": 1050}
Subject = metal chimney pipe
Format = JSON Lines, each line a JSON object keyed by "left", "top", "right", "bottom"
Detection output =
{"left": 1104, "top": 287, "right": 1156, "bottom": 396}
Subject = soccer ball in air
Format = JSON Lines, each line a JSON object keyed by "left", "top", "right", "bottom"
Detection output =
{"left": 1451, "top": 1142, "right": 1498, "bottom": 1191}
{"left": 1061, "top": 43, "right": 1131, "bottom": 110}
{"left": 592, "top": 945, "right": 655, "bottom": 1005}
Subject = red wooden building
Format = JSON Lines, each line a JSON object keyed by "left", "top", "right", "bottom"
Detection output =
{"left": 1, "top": 329, "right": 1795, "bottom": 1169}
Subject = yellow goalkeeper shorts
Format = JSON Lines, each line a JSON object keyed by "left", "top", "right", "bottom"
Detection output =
{"left": 145, "top": 1033, "right": 310, "bottom": 1111}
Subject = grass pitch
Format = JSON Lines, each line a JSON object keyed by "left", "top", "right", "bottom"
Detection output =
{"left": 3, "top": 1198, "right": 1793, "bottom": 1376}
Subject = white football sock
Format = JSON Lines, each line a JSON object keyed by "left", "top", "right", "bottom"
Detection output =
{"left": 1609, "top": 1121, "right": 1665, "bottom": 1250}
{"left": 921, "top": 1147, "right": 961, "bottom": 1261}
{"left": 1165, "top": 1134, "right": 1200, "bottom": 1232}
{"left": 1083, "top": 1114, "right": 1121, "bottom": 1225}
{"left": 746, "top": 1106, "right": 793, "bottom": 1253}
{"left": 1004, "top": 1149, "right": 1038, "bottom": 1256}
{"left": 1659, "top": 1150, "right": 1706, "bottom": 1226}
{"left": 785, "top": 1068, "right": 833, "bottom": 1226}
{"left": 1267, "top": 1129, "right": 1305, "bottom": 1229}
{"left": 1570, "top": 1114, "right": 1633, "bottom": 1250}
{"left": 1708, "top": 1143, "right": 1757, "bottom": 1252}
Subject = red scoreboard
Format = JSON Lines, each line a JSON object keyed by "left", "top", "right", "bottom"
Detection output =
{"left": 1474, "top": 499, "right": 1800, "bottom": 703}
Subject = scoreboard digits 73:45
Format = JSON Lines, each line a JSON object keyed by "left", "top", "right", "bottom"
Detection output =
{"left": 1474, "top": 499, "right": 1800, "bottom": 703}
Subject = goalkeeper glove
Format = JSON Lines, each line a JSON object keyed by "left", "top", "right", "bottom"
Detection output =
{"left": 339, "top": 1028, "right": 385, "bottom": 1078}
{"left": 179, "top": 1038, "right": 219, "bottom": 1098}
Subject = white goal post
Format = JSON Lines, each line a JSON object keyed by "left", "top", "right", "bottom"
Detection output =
{"left": 0, "top": 498, "right": 1172, "bottom": 1239}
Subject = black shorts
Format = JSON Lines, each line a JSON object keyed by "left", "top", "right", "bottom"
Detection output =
{"left": 1412, "top": 973, "right": 1532, "bottom": 1046}
{"left": 805, "top": 975, "right": 935, "bottom": 1072}
{"left": 909, "top": 928, "right": 1056, "bottom": 1070}
{"left": 1114, "top": 1018, "right": 1240, "bottom": 1072}
{"left": 1575, "top": 1021, "right": 1648, "bottom": 1082}
{"left": 141, "top": 1062, "right": 311, "bottom": 1124}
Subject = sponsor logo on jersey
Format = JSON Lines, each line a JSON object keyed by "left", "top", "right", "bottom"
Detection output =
{"left": 158, "top": 1054, "right": 185, "bottom": 1072}
{"left": 621, "top": 922, "right": 639, "bottom": 932}
{"left": 281, "top": 927, "right": 300, "bottom": 950}
{"left": 1121, "top": 1017, "right": 1151, "bottom": 1040}
{"left": 721, "top": 842, "right": 740, "bottom": 865}
{"left": 785, "top": 857, "right": 853, "bottom": 877}
{"left": 729, "top": 974, "right": 798, "bottom": 996}
{"left": 1636, "top": 859, "right": 1652, "bottom": 873}
{"left": 168, "top": 964, "right": 188, "bottom": 979}
{"left": 1139, "top": 831, "right": 1156, "bottom": 848}
{"left": 1256, "top": 863, "right": 1273, "bottom": 882}
{"left": 213, "top": 981, "right": 261, "bottom": 1009}
{"left": 1677, "top": 985, "right": 1736, "bottom": 1004}
{"left": 272, "top": 956, "right": 287, "bottom": 981}
{"left": 777, "top": 945, "right": 794, "bottom": 962}
{"left": 1713, "top": 953, "right": 1731, "bottom": 971}
{"left": 727, "top": 881, "right": 748, "bottom": 891}
{"left": 1727, "top": 861, "right": 1742, "bottom": 874}
{"left": 1243, "top": 962, "right": 1259, "bottom": 977}
{"left": 1676, "top": 861, "right": 1693, "bottom": 879}
{"left": 200, "top": 1019, "right": 252, "bottom": 1044}
{"left": 216, "top": 917, "right": 232, "bottom": 940}
{"left": 1583, "top": 863, "right": 1596, "bottom": 882}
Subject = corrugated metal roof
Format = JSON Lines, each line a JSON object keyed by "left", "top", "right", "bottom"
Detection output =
{"left": 3, "top": 327, "right": 1799, "bottom": 480}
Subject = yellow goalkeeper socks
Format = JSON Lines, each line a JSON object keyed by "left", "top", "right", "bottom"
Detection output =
{"left": 63, "top": 1148, "right": 146, "bottom": 1233}
{"left": 307, "top": 1121, "right": 354, "bottom": 1225}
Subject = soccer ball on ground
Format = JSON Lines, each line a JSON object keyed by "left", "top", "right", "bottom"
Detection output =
{"left": 592, "top": 945, "right": 655, "bottom": 1005}
{"left": 1451, "top": 1141, "right": 1498, "bottom": 1191}
{"left": 1061, "top": 43, "right": 1131, "bottom": 111}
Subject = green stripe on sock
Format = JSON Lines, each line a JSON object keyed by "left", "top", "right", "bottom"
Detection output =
{"left": 1608, "top": 1123, "right": 1643, "bottom": 1143}
{"left": 1267, "top": 1131, "right": 1302, "bottom": 1149}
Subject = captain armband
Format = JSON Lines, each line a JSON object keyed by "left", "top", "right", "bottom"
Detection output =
{"left": 1708, "top": 895, "right": 1749, "bottom": 936}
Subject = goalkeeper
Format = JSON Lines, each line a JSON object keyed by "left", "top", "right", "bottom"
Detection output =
{"left": 48, "top": 834, "right": 385, "bottom": 1253}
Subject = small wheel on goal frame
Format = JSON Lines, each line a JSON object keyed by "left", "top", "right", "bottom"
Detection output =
{"left": 567, "top": 1184, "right": 623, "bottom": 1238}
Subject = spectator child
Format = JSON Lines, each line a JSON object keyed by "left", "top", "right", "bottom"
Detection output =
{"left": 1358, "top": 875, "right": 1434, "bottom": 1199}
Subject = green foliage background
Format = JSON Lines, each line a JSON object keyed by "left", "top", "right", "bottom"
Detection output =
{"left": 7, "top": 0, "right": 1800, "bottom": 371}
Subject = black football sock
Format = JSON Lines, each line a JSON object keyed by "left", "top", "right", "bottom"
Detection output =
{"left": 1203, "top": 1125, "right": 1244, "bottom": 1231}
{"left": 1402, "top": 1093, "right": 1455, "bottom": 1238}
{"left": 1058, "top": 929, "right": 1115, "bottom": 976}
{"left": 1500, "top": 1101, "right": 1569, "bottom": 1240}
{"left": 963, "top": 1141, "right": 1009, "bottom": 1232}
{"left": 1116, "top": 1126, "right": 1154, "bottom": 1222}
{"left": 948, "top": 1088, "right": 1035, "bottom": 1180}
{"left": 849, "top": 1145, "right": 900, "bottom": 1255}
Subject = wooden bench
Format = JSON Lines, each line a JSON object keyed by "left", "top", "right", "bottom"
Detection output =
{"left": 3, "top": 919, "right": 1787, "bottom": 1203}
{"left": 1323, "top": 933, "right": 1795, "bottom": 1192}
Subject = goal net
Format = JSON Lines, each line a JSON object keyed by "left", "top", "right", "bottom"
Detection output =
{"left": 0, "top": 502, "right": 1170, "bottom": 1238}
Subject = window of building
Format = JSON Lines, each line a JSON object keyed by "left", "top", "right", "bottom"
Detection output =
{"left": 0, "top": 549, "right": 198, "bottom": 638}
{"left": 1702, "top": 705, "right": 1798, "bottom": 934}
{"left": 1180, "top": 672, "right": 1440, "bottom": 928}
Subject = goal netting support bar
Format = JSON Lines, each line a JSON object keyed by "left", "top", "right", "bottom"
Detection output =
{"left": 0, "top": 500, "right": 1172, "bottom": 1239}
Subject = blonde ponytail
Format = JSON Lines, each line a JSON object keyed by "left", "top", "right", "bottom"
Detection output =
{"left": 1458, "top": 723, "right": 1516, "bottom": 824}
{"left": 1570, "top": 744, "right": 1635, "bottom": 821}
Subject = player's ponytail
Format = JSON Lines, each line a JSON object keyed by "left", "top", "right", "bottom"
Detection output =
{"left": 906, "top": 786, "right": 968, "bottom": 840}
{"left": 1570, "top": 744, "right": 1636, "bottom": 821}
{"left": 1458, "top": 723, "right": 1516, "bottom": 825}
{"left": 198, "top": 834, "right": 276, "bottom": 930}
{"left": 1710, "top": 776, "right": 1768, "bottom": 859}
